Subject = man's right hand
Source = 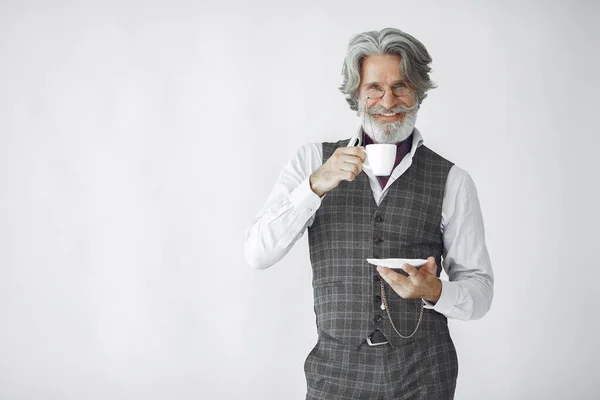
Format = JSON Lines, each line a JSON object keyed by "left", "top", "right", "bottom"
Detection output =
{"left": 309, "top": 147, "right": 366, "bottom": 197}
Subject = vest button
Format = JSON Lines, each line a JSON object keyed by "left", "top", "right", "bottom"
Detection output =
{"left": 375, "top": 315, "right": 383, "bottom": 322}
{"left": 374, "top": 295, "right": 381, "bottom": 304}
{"left": 376, "top": 216, "right": 383, "bottom": 222}
{"left": 374, "top": 235, "right": 383, "bottom": 243}
{"left": 374, "top": 274, "right": 381, "bottom": 282}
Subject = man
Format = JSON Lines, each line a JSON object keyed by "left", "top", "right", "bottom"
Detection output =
{"left": 245, "top": 28, "right": 493, "bottom": 399}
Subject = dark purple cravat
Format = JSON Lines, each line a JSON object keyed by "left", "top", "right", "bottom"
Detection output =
{"left": 363, "top": 132, "right": 414, "bottom": 189}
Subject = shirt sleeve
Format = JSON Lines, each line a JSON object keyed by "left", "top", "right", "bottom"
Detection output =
{"left": 422, "top": 166, "right": 495, "bottom": 320}
{"left": 244, "top": 143, "right": 324, "bottom": 270}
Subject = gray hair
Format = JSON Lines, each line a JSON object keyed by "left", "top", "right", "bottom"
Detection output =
{"left": 339, "top": 28, "right": 437, "bottom": 112}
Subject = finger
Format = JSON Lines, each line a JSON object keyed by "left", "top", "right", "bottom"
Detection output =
{"left": 338, "top": 154, "right": 365, "bottom": 171}
{"left": 377, "top": 266, "right": 408, "bottom": 285}
{"left": 339, "top": 169, "right": 357, "bottom": 182}
{"left": 421, "top": 257, "right": 437, "bottom": 276}
{"left": 340, "top": 161, "right": 361, "bottom": 175}
{"left": 340, "top": 157, "right": 364, "bottom": 177}
{"left": 401, "top": 263, "right": 418, "bottom": 277}
{"left": 338, "top": 147, "right": 367, "bottom": 162}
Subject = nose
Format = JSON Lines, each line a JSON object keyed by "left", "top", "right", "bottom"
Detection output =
{"left": 379, "top": 90, "right": 397, "bottom": 111}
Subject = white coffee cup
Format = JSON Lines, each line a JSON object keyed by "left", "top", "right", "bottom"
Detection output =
{"left": 365, "top": 144, "right": 396, "bottom": 176}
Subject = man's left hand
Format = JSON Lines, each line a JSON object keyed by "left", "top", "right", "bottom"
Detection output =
{"left": 376, "top": 256, "right": 442, "bottom": 304}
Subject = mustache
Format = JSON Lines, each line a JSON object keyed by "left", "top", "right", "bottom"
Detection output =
{"left": 367, "top": 103, "right": 417, "bottom": 115}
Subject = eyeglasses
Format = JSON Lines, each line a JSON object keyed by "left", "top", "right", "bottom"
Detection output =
{"left": 364, "top": 84, "right": 411, "bottom": 100}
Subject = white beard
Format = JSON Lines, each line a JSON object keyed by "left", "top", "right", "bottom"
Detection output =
{"left": 360, "top": 108, "right": 418, "bottom": 144}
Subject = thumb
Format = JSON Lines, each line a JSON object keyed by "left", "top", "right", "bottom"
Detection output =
{"left": 421, "top": 256, "right": 437, "bottom": 276}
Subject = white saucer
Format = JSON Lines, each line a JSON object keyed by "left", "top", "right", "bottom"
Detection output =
{"left": 366, "top": 258, "right": 427, "bottom": 269}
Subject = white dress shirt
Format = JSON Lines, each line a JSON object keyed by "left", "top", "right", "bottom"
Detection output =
{"left": 245, "top": 128, "right": 494, "bottom": 321}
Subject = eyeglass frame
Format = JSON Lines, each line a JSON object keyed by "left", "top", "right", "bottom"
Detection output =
{"left": 362, "top": 81, "right": 413, "bottom": 100}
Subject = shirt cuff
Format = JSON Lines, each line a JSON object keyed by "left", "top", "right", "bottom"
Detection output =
{"left": 422, "top": 280, "right": 458, "bottom": 316}
{"left": 289, "top": 176, "right": 323, "bottom": 213}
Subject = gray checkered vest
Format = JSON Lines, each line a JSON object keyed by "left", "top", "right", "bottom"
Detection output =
{"left": 307, "top": 139, "right": 454, "bottom": 347}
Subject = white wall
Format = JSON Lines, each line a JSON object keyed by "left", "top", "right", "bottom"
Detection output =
{"left": 1, "top": 0, "right": 598, "bottom": 399}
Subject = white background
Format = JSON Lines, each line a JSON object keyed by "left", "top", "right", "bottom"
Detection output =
{"left": 1, "top": 0, "right": 599, "bottom": 399}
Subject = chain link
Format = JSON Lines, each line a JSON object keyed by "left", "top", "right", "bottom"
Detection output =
{"left": 380, "top": 281, "right": 424, "bottom": 339}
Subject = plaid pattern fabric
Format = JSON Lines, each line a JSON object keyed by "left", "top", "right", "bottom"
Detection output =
{"left": 307, "top": 139, "right": 454, "bottom": 348}
{"left": 363, "top": 133, "right": 413, "bottom": 189}
{"left": 304, "top": 331, "right": 458, "bottom": 399}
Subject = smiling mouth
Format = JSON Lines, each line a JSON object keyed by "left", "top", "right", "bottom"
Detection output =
{"left": 374, "top": 112, "right": 404, "bottom": 120}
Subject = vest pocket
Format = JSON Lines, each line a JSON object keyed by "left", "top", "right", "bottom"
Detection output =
{"left": 312, "top": 279, "right": 345, "bottom": 289}
{"left": 313, "top": 281, "right": 344, "bottom": 333}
